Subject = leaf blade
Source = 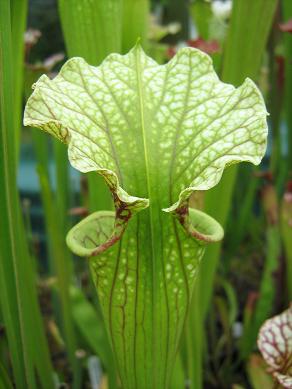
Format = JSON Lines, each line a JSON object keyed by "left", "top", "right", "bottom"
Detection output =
{"left": 24, "top": 46, "right": 268, "bottom": 214}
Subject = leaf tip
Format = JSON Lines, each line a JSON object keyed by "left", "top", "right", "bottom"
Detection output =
{"left": 132, "top": 37, "right": 146, "bottom": 54}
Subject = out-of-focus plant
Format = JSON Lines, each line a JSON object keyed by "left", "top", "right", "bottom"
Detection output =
{"left": 247, "top": 354, "right": 274, "bottom": 389}
{"left": 258, "top": 305, "right": 292, "bottom": 388}
{"left": 24, "top": 44, "right": 268, "bottom": 388}
{"left": 187, "top": 1, "right": 277, "bottom": 387}
{"left": 23, "top": 32, "right": 80, "bottom": 384}
{"left": 281, "top": 182, "right": 292, "bottom": 302}
{"left": 0, "top": 1, "right": 54, "bottom": 388}
{"left": 282, "top": 0, "right": 292, "bottom": 172}
{"left": 240, "top": 179, "right": 281, "bottom": 359}
{"left": 148, "top": 15, "right": 180, "bottom": 42}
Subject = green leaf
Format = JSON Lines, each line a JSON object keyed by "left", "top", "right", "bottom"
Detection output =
{"left": 24, "top": 45, "right": 267, "bottom": 216}
{"left": 58, "top": 0, "right": 122, "bottom": 65}
{"left": 190, "top": 0, "right": 212, "bottom": 41}
{"left": 191, "top": 1, "right": 277, "bottom": 386}
{"left": 24, "top": 45, "right": 267, "bottom": 389}
{"left": 247, "top": 354, "right": 274, "bottom": 389}
{"left": 281, "top": 187, "right": 292, "bottom": 301}
{"left": 0, "top": 1, "right": 54, "bottom": 388}
{"left": 70, "top": 286, "right": 112, "bottom": 364}
{"left": 240, "top": 224, "right": 280, "bottom": 359}
{"left": 69, "top": 286, "right": 117, "bottom": 387}
{"left": 0, "top": 361, "right": 14, "bottom": 389}
{"left": 122, "top": 0, "right": 149, "bottom": 53}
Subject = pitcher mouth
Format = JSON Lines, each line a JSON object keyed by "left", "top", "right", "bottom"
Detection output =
{"left": 187, "top": 208, "right": 224, "bottom": 243}
{"left": 66, "top": 211, "right": 118, "bottom": 257}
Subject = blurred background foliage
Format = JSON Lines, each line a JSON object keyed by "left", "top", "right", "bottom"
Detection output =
{"left": 0, "top": 0, "right": 291, "bottom": 388}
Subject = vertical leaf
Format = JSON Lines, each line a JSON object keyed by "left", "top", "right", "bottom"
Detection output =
{"left": 0, "top": 361, "right": 13, "bottom": 389}
{"left": 189, "top": 1, "right": 278, "bottom": 387}
{"left": 281, "top": 185, "right": 292, "bottom": 301}
{"left": 11, "top": 0, "right": 27, "bottom": 159}
{"left": 58, "top": 0, "right": 122, "bottom": 65}
{"left": 122, "top": 0, "right": 149, "bottom": 53}
{"left": 70, "top": 286, "right": 117, "bottom": 388}
{"left": 283, "top": 1, "right": 292, "bottom": 172}
{"left": 37, "top": 165, "right": 78, "bottom": 374}
{"left": 201, "top": 0, "right": 277, "bottom": 320}
{"left": 24, "top": 64, "right": 78, "bottom": 379}
{"left": 240, "top": 226, "right": 280, "bottom": 358}
{"left": 190, "top": 0, "right": 212, "bottom": 40}
{"left": 0, "top": 1, "right": 54, "bottom": 387}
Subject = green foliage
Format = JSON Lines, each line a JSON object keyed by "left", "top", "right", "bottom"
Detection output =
{"left": 70, "top": 286, "right": 117, "bottom": 388}
{"left": 186, "top": 1, "right": 277, "bottom": 387}
{"left": 247, "top": 354, "right": 274, "bottom": 389}
{"left": 240, "top": 226, "right": 280, "bottom": 359}
{"left": 201, "top": 0, "right": 278, "bottom": 316}
{"left": 2, "top": 1, "right": 291, "bottom": 388}
{"left": 190, "top": 0, "right": 212, "bottom": 40}
{"left": 281, "top": 188, "right": 292, "bottom": 301}
{"left": 0, "top": 1, "right": 53, "bottom": 388}
{"left": 24, "top": 44, "right": 267, "bottom": 388}
{"left": 283, "top": 0, "right": 292, "bottom": 169}
{"left": 0, "top": 362, "right": 13, "bottom": 389}
{"left": 58, "top": 0, "right": 122, "bottom": 65}
{"left": 24, "top": 46, "right": 267, "bottom": 214}
{"left": 122, "top": 0, "right": 149, "bottom": 53}
{"left": 24, "top": 59, "right": 79, "bottom": 386}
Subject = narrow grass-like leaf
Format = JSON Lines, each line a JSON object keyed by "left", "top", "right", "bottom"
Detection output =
{"left": 24, "top": 65, "right": 78, "bottom": 379}
{"left": 169, "top": 354, "right": 185, "bottom": 389}
{"left": 240, "top": 226, "right": 280, "bottom": 359}
{"left": 11, "top": 0, "right": 27, "bottom": 160}
{"left": 122, "top": 0, "right": 149, "bottom": 53}
{"left": 235, "top": 181, "right": 281, "bottom": 346}
{"left": 0, "top": 1, "right": 54, "bottom": 387}
{"left": 189, "top": 1, "right": 277, "bottom": 386}
{"left": 70, "top": 286, "right": 117, "bottom": 388}
{"left": 201, "top": 0, "right": 277, "bottom": 315}
{"left": 37, "top": 166, "right": 78, "bottom": 371}
{"left": 58, "top": 0, "right": 122, "bottom": 65}
{"left": 281, "top": 185, "right": 292, "bottom": 301}
{"left": 282, "top": 2, "right": 292, "bottom": 302}
{"left": 283, "top": 0, "right": 292, "bottom": 172}
{"left": 190, "top": 0, "right": 212, "bottom": 40}
{"left": 228, "top": 167, "right": 260, "bottom": 253}
{"left": 0, "top": 361, "right": 13, "bottom": 389}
